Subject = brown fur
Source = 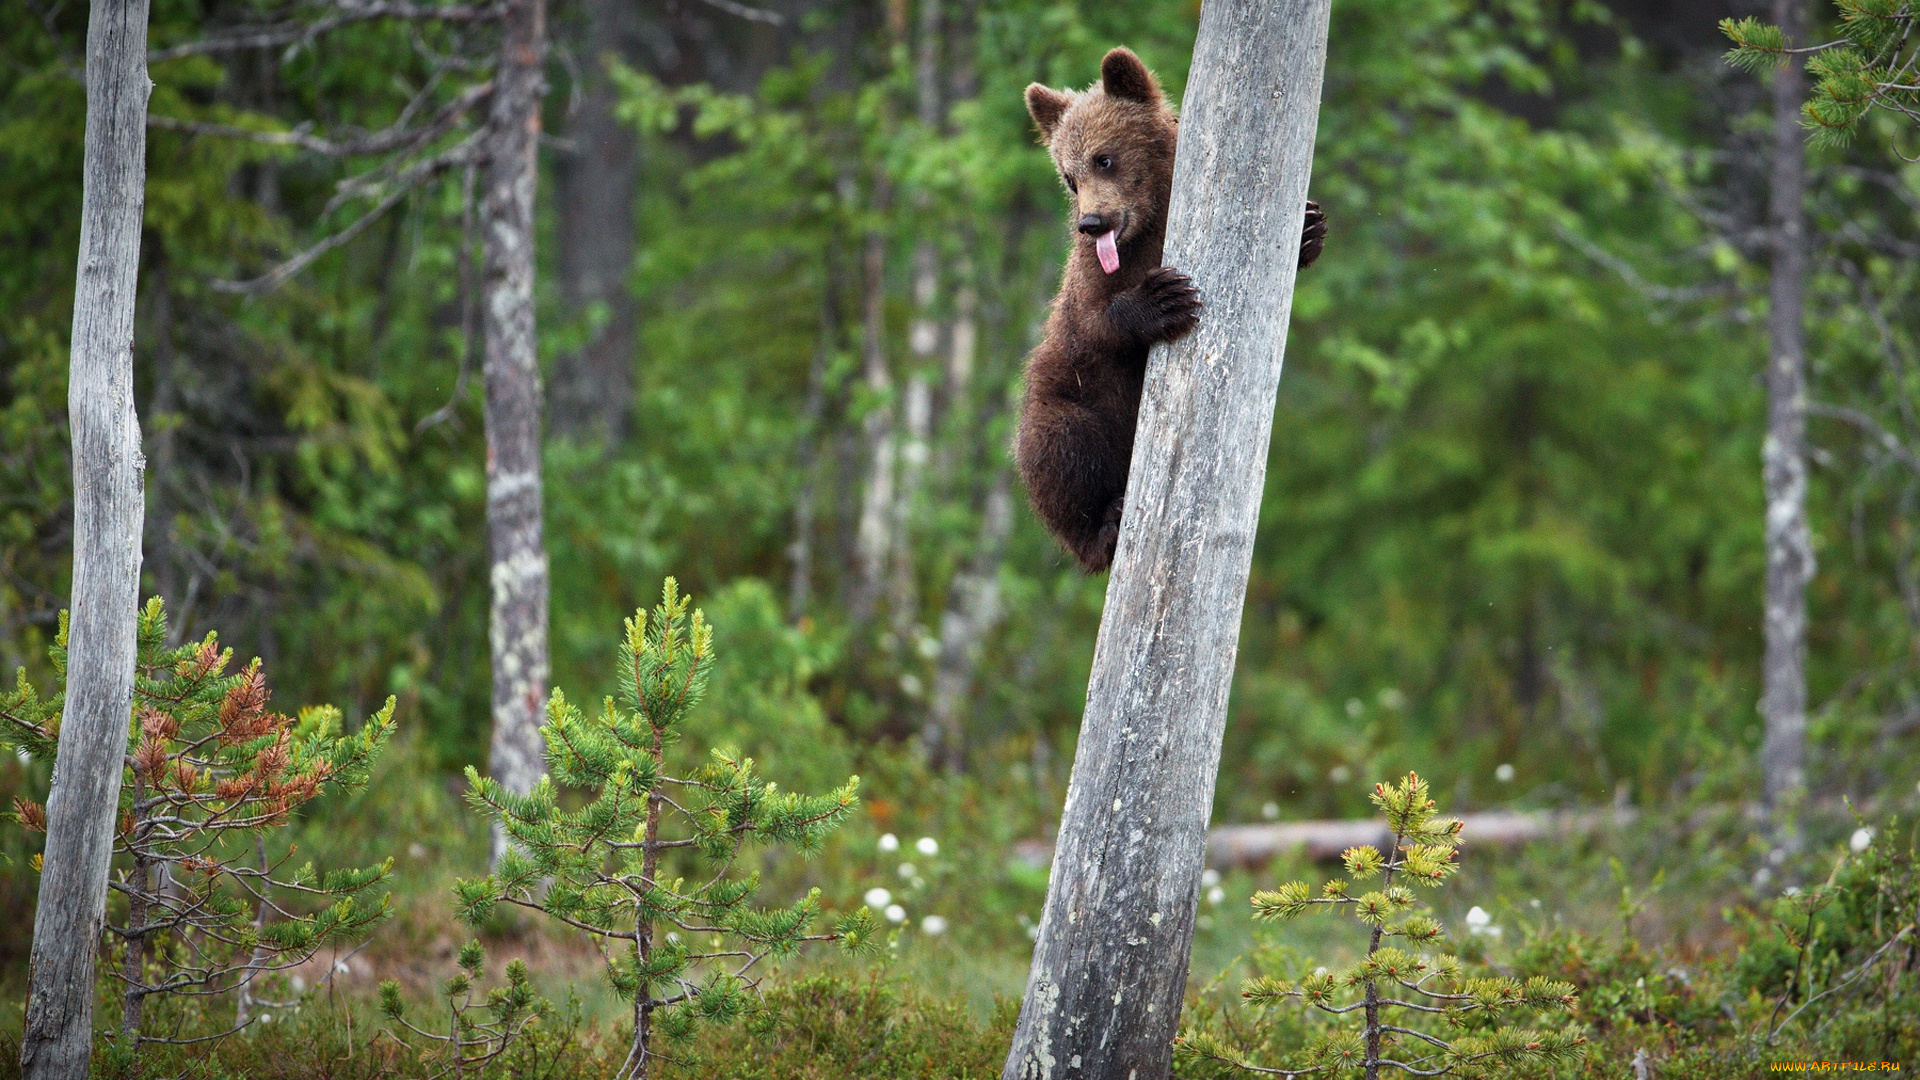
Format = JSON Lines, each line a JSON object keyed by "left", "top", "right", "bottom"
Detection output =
{"left": 1014, "top": 47, "right": 1325, "bottom": 572}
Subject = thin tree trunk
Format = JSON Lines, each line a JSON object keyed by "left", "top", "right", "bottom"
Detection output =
{"left": 850, "top": 225, "right": 894, "bottom": 627}
{"left": 482, "top": 0, "right": 550, "bottom": 866}
{"left": 1761, "top": 0, "right": 1813, "bottom": 825}
{"left": 22, "top": 0, "right": 151, "bottom": 1072}
{"left": 1000, "top": 3, "right": 1329, "bottom": 1077}
{"left": 920, "top": 470, "right": 1011, "bottom": 770}
{"left": 885, "top": 0, "right": 945, "bottom": 643}
{"left": 549, "top": 0, "right": 637, "bottom": 445}
{"left": 788, "top": 256, "right": 841, "bottom": 623}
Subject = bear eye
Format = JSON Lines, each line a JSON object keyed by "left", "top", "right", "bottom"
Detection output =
{"left": 1095, "top": 154, "right": 1114, "bottom": 170}
{"left": 1063, "top": 173, "right": 1078, "bottom": 193}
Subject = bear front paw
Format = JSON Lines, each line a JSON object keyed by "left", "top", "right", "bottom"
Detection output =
{"left": 1299, "top": 200, "right": 1327, "bottom": 270}
{"left": 1132, "top": 266, "right": 1203, "bottom": 343}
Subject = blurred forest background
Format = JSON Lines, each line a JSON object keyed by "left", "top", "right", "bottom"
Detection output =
{"left": 2, "top": 0, "right": 1919, "bottom": 1068}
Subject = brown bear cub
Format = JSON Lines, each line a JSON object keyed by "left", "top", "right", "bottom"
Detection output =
{"left": 1014, "top": 47, "right": 1325, "bottom": 572}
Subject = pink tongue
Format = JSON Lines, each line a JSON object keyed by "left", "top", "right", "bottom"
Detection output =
{"left": 1096, "top": 230, "right": 1120, "bottom": 275}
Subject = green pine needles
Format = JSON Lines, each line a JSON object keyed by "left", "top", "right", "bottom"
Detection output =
{"left": 378, "top": 939, "right": 548, "bottom": 1079}
{"left": 1724, "top": 1, "right": 1920, "bottom": 149}
{"left": 455, "top": 579, "right": 876, "bottom": 1080}
{"left": 1177, "top": 773, "right": 1586, "bottom": 1079}
{"left": 0, "top": 598, "right": 395, "bottom": 1060}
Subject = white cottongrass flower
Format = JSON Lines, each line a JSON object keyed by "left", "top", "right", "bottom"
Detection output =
{"left": 1261, "top": 802, "right": 1280, "bottom": 820}
{"left": 1329, "top": 765, "right": 1352, "bottom": 784}
{"left": 864, "top": 887, "right": 893, "bottom": 909}
{"left": 1465, "top": 905, "right": 1495, "bottom": 935}
{"left": 1851, "top": 827, "right": 1875, "bottom": 853}
{"left": 1206, "top": 886, "right": 1226, "bottom": 907}
{"left": 920, "top": 915, "right": 949, "bottom": 935}
{"left": 884, "top": 904, "right": 907, "bottom": 924}
{"left": 898, "top": 862, "right": 917, "bottom": 879}
{"left": 877, "top": 833, "right": 900, "bottom": 853}
{"left": 1495, "top": 763, "right": 1516, "bottom": 783}
{"left": 916, "top": 836, "right": 939, "bottom": 857}
{"left": 1201, "top": 868, "right": 1221, "bottom": 889}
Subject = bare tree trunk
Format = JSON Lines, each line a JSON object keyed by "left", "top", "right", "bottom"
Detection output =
{"left": 22, "top": 0, "right": 151, "bottom": 1073}
{"left": 884, "top": 0, "right": 946, "bottom": 644}
{"left": 482, "top": 0, "right": 551, "bottom": 866}
{"left": 850, "top": 225, "right": 894, "bottom": 627}
{"left": 1761, "top": 0, "right": 1813, "bottom": 825}
{"left": 549, "top": 0, "right": 637, "bottom": 445}
{"left": 920, "top": 471, "right": 1011, "bottom": 770}
{"left": 788, "top": 254, "right": 841, "bottom": 622}
{"left": 1000, "top": 3, "right": 1328, "bottom": 1077}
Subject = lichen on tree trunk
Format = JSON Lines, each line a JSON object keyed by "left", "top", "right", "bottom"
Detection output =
{"left": 482, "top": 0, "right": 551, "bottom": 865}
{"left": 1761, "top": 0, "right": 1813, "bottom": 828}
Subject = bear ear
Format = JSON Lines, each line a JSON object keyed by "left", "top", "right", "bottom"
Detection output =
{"left": 1025, "top": 84, "right": 1072, "bottom": 139}
{"left": 1100, "top": 47, "right": 1161, "bottom": 104}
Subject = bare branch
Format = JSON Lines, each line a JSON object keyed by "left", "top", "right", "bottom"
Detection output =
{"left": 212, "top": 132, "right": 483, "bottom": 295}
{"left": 692, "top": 0, "right": 784, "bottom": 25}
{"left": 149, "top": 0, "right": 503, "bottom": 63}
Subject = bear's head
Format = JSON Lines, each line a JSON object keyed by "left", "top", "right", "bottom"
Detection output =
{"left": 1025, "top": 47, "right": 1178, "bottom": 276}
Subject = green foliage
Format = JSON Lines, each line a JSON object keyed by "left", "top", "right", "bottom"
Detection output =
{"left": 457, "top": 579, "right": 870, "bottom": 1079}
{"left": 1179, "top": 774, "right": 1585, "bottom": 1077}
{"left": 0, "top": 598, "right": 394, "bottom": 1058}
{"left": 377, "top": 939, "right": 548, "bottom": 1076}
{"left": 1732, "top": 819, "right": 1919, "bottom": 1050}
{"left": 1724, "top": 1, "right": 1920, "bottom": 147}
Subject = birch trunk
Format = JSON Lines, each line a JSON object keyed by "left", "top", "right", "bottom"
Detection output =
{"left": 1000, "top": 2, "right": 1329, "bottom": 1076}
{"left": 482, "top": 0, "right": 550, "bottom": 864}
{"left": 1761, "top": 0, "right": 1813, "bottom": 822}
{"left": 22, "top": 0, "right": 151, "bottom": 1071}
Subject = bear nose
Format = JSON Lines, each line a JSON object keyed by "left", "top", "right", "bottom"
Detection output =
{"left": 1076, "top": 213, "right": 1110, "bottom": 236}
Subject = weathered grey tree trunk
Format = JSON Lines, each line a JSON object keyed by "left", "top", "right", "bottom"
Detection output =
{"left": 549, "top": 0, "right": 637, "bottom": 445}
{"left": 482, "top": 0, "right": 550, "bottom": 864}
{"left": 1000, "top": 2, "right": 1328, "bottom": 1077}
{"left": 1761, "top": 0, "right": 1813, "bottom": 823}
{"left": 21, "top": 0, "right": 151, "bottom": 1071}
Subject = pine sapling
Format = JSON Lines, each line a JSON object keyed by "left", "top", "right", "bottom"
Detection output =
{"left": 377, "top": 939, "right": 546, "bottom": 1079}
{"left": 455, "top": 579, "right": 880, "bottom": 1080}
{"left": 1177, "top": 772, "right": 1586, "bottom": 1079}
{"left": 1, "top": 598, "right": 395, "bottom": 1061}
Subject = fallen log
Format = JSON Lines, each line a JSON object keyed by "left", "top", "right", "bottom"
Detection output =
{"left": 1206, "top": 809, "right": 1639, "bottom": 869}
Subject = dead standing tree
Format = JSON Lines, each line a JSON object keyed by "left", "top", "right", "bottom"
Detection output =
{"left": 148, "top": 0, "right": 550, "bottom": 863}
{"left": 999, "top": 1, "right": 1330, "bottom": 1078}
{"left": 21, "top": 0, "right": 153, "bottom": 1073}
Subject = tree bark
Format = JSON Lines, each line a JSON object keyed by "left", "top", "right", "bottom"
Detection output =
{"left": 22, "top": 0, "right": 151, "bottom": 1072}
{"left": 549, "top": 0, "right": 637, "bottom": 445}
{"left": 850, "top": 225, "right": 894, "bottom": 627}
{"left": 999, "top": 3, "right": 1329, "bottom": 1077}
{"left": 482, "top": 0, "right": 550, "bottom": 865}
{"left": 1761, "top": 0, "right": 1813, "bottom": 823}
{"left": 920, "top": 470, "right": 1011, "bottom": 770}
